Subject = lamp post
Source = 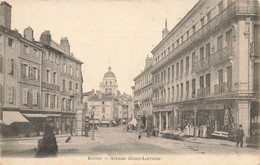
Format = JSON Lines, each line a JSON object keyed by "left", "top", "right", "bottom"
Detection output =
{"left": 91, "top": 106, "right": 95, "bottom": 140}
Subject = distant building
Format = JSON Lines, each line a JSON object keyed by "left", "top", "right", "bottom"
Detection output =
{"left": 133, "top": 56, "right": 154, "bottom": 129}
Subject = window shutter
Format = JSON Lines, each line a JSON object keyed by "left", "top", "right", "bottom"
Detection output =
{"left": 21, "top": 64, "right": 24, "bottom": 78}
{"left": 45, "top": 93, "right": 48, "bottom": 108}
{"left": 38, "top": 68, "right": 40, "bottom": 81}
{"left": 23, "top": 89, "right": 28, "bottom": 104}
{"left": 50, "top": 94, "right": 54, "bottom": 108}
{"left": 33, "top": 90, "right": 38, "bottom": 105}
{"left": 8, "top": 58, "right": 12, "bottom": 73}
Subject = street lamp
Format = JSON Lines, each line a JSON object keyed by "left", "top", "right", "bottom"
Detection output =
{"left": 91, "top": 106, "right": 95, "bottom": 140}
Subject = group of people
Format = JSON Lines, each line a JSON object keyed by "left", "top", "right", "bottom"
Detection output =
{"left": 184, "top": 123, "right": 214, "bottom": 138}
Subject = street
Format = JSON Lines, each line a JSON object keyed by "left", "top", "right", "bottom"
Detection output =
{"left": 0, "top": 126, "right": 259, "bottom": 158}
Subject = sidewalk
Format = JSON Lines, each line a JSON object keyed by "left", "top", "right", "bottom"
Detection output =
{"left": 0, "top": 134, "right": 71, "bottom": 142}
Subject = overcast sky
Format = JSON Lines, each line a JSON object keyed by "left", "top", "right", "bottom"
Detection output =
{"left": 8, "top": 0, "right": 198, "bottom": 95}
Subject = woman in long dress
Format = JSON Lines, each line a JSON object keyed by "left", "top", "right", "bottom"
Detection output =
{"left": 185, "top": 124, "right": 190, "bottom": 137}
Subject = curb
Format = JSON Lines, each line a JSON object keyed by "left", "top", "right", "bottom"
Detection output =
{"left": 0, "top": 134, "right": 70, "bottom": 142}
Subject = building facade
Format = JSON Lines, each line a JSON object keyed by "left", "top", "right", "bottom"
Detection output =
{"left": 133, "top": 56, "right": 154, "bottom": 129}
{"left": 0, "top": 1, "right": 84, "bottom": 136}
{"left": 151, "top": 0, "right": 259, "bottom": 144}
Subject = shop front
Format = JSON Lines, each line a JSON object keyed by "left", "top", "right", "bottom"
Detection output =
{"left": 61, "top": 113, "right": 76, "bottom": 135}
{"left": 23, "top": 113, "right": 47, "bottom": 136}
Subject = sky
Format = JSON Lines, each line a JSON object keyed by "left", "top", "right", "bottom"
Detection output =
{"left": 8, "top": 0, "right": 198, "bottom": 95}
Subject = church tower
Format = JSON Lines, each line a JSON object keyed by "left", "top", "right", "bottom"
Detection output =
{"left": 99, "top": 66, "right": 118, "bottom": 95}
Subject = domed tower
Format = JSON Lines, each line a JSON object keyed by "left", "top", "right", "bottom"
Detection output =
{"left": 99, "top": 66, "right": 118, "bottom": 95}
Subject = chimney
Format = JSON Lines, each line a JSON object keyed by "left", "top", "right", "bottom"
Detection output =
{"left": 0, "top": 1, "right": 12, "bottom": 29}
{"left": 60, "top": 37, "right": 70, "bottom": 55}
{"left": 162, "top": 18, "right": 169, "bottom": 39}
{"left": 40, "top": 30, "right": 51, "bottom": 46}
{"left": 24, "top": 26, "right": 34, "bottom": 41}
{"left": 145, "top": 55, "right": 153, "bottom": 68}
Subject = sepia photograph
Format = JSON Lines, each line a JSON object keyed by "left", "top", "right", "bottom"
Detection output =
{"left": 0, "top": 0, "right": 259, "bottom": 164}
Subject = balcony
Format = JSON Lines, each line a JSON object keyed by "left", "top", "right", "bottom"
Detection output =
{"left": 153, "top": 98, "right": 166, "bottom": 105}
{"left": 152, "top": 81, "right": 164, "bottom": 90}
{"left": 210, "top": 47, "right": 233, "bottom": 66}
{"left": 151, "top": 0, "right": 259, "bottom": 73}
{"left": 193, "top": 57, "right": 210, "bottom": 73}
{"left": 197, "top": 87, "right": 211, "bottom": 97}
{"left": 42, "top": 82, "right": 59, "bottom": 92}
{"left": 214, "top": 82, "right": 232, "bottom": 95}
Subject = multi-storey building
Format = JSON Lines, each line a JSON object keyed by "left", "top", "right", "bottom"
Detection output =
{"left": 40, "top": 31, "right": 83, "bottom": 135}
{"left": 0, "top": 1, "right": 84, "bottom": 136}
{"left": 133, "top": 56, "right": 154, "bottom": 129}
{"left": 151, "top": 0, "right": 259, "bottom": 144}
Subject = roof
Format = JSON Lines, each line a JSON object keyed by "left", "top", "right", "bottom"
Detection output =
{"left": 104, "top": 66, "right": 116, "bottom": 78}
{"left": 88, "top": 94, "right": 116, "bottom": 101}
{"left": 82, "top": 90, "right": 95, "bottom": 96}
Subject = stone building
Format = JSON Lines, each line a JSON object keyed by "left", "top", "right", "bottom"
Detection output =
{"left": 151, "top": 0, "right": 259, "bottom": 144}
{"left": 133, "top": 56, "right": 154, "bottom": 129}
{"left": 0, "top": 1, "right": 83, "bottom": 136}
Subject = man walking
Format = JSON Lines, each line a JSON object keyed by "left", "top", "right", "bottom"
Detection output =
{"left": 236, "top": 124, "right": 245, "bottom": 148}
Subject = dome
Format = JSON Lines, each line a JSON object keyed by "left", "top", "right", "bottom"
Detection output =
{"left": 103, "top": 66, "right": 116, "bottom": 78}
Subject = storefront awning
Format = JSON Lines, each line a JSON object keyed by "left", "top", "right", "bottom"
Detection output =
{"left": 23, "top": 114, "right": 47, "bottom": 118}
{"left": 101, "top": 121, "right": 110, "bottom": 124}
{"left": 112, "top": 121, "right": 117, "bottom": 124}
{"left": 3, "top": 111, "right": 29, "bottom": 125}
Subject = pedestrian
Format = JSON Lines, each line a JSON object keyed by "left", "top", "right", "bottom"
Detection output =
{"left": 138, "top": 128, "right": 143, "bottom": 139}
{"left": 236, "top": 124, "right": 244, "bottom": 148}
{"left": 36, "top": 124, "right": 58, "bottom": 157}
{"left": 185, "top": 123, "right": 190, "bottom": 137}
{"left": 147, "top": 125, "right": 150, "bottom": 137}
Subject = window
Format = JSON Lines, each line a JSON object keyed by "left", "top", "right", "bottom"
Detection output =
{"left": 180, "top": 60, "right": 183, "bottom": 76}
{"left": 69, "top": 99, "right": 73, "bottom": 111}
{"left": 177, "top": 39, "right": 179, "bottom": 46}
{"left": 171, "top": 65, "right": 174, "bottom": 81}
{"left": 186, "top": 30, "right": 189, "bottom": 38}
{"left": 53, "top": 72, "right": 57, "bottom": 84}
{"left": 8, "top": 38, "right": 14, "bottom": 47}
{"left": 200, "top": 47, "right": 204, "bottom": 61}
{"left": 167, "top": 67, "right": 170, "bottom": 83}
{"left": 63, "top": 63, "right": 66, "bottom": 73}
{"left": 76, "top": 69, "right": 79, "bottom": 78}
{"left": 7, "top": 87, "right": 14, "bottom": 103}
{"left": 168, "top": 47, "right": 170, "bottom": 54}
{"left": 33, "top": 49, "right": 38, "bottom": 57}
{"left": 226, "top": 30, "right": 232, "bottom": 48}
{"left": 31, "top": 67, "right": 38, "bottom": 80}
{"left": 180, "top": 83, "right": 183, "bottom": 98}
{"left": 76, "top": 83, "right": 78, "bottom": 93}
{"left": 110, "top": 81, "right": 112, "bottom": 86}
{"left": 8, "top": 58, "right": 14, "bottom": 74}
{"left": 177, "top": 85, "right": 179, "bottom": 99}
{"left": 218, "top": 1, "right": 223, "bottom": 13}
{"left": 254, "top": 63, "right": 260, "bottom": 91}
{"left": 46, "top": 69, "right": 50, "bottom": 83}
{"left": 217, "top": 35, "right": 223, "bottom": 51}
{"left": 206, "top": 74, "right": 211, "bottom": 88}
{"left": 207, "top": 11, "right": 211, "bottom": 23}
{"left": 50, "top": 94, "right": 56, "bottom": 108}
{"left": 69, "top": 81, "right": 72, "bottom": 91}
{"left": 192, "top": 52, "right": 196, "bottom": 69}
{"left": 23, "top": 45, "right": 29, "bottom": 54}
{"left": 172, "top": 86, "right": 174, "bottom": 101}
{"left": 206, "top": 43, "right": 211, "bottom": 61}
{"left": 102, "top": 107, "right": 105, "bottom": 113}
{"left": 192, "top": 25, "right": 196, "bottom": 34}
{"left": 186, "top": 56, "right": 189, "bottom": 73}
{"left": 63, "top": 80, "right": 66, "bottom": 91}
{"left": 200, "top": 76, "right": 204, "bottom": 88}
{"left": 227, "top": 67, "right": 232, "bottom": 90}
{"left": 62, "top": 98, "right": 66, "bottom": 110}
{"left": 186, "top": 81, "right": 189, "bottom": 97}
{"left": 172, "top": 43, "right": 174, "bottom": 50}
{"left": 218, "top": 69, "right": 223, "bottom": 84}
{"left": 200, "top": 17, "right": 204, "bottom": 27}
{"left": 45, "top": 93, "right": 50, "bottom": 108}
{"left": 21, "top": 63, "right": 29, "bottom": 78}
{"left": 23, "top": 88, "right": 29, "bottom": 105}
{"left": 181, "top": 36, "right": 183, "bottom": 43}
{"left": 176, "top": 62, "right": 179, "bottom": 78}
{"left": 33, "top": 90, "right": 38, "bottom": 105}
{"left": 70, "top": 66, "right": 73, "bottom": 75}
{"left": 192, "top": 79, "right": 196, "bottom": 97}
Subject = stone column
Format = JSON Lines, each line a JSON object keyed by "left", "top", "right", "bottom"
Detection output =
{"left": 237, "top": 100, "right": 250, "bottom": 138}
{"left": 159, "top": 112, "right": 162, "bottom": 132}
{"left": 153, "top": 113, "right": 156, "bottom": 126}
{"left": 166, "top": 111, "right": 169, "bottom": 130}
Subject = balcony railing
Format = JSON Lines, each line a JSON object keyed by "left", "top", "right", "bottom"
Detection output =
{"left": 197, "top": 87, "right": 211, "bottom": 97}
{"left": 193, "top": 57, "right": 210, "bottom": 73}
{"left": 153, "top": 98, "right": 166, "bottom": 105}
{"left": 210, "top": 47, "right": 233, "bottom": 66}
{"left": 42, "top": 82, "right": 59, "bottom": 92}
{"left": 152, "top": 81, "right": 164, "bottom": 90}
{"left": 214, "top": 82, "right": 232, "bottom": 95}
{"left": 151, "top": 0, "right": 259, "bottom": 73}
